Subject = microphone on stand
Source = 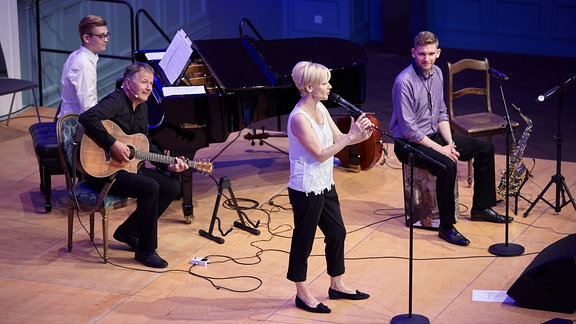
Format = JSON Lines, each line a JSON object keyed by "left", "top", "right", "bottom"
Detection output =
{"left": 488, "top": 68, "right": 509, "bottom": 81}
{"left": 536, "top": 85, "right": 560, "bottom": 102}
{"left": 328, "top": 93, "right": 364, "bottom": 119}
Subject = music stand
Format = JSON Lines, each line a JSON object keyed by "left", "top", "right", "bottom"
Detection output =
{"left": 523, "top": 76, "right": 576, "bottom": 217}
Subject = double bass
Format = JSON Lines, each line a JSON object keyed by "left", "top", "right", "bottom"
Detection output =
{"left": 335, "top": 113, "right": 383, "bottom": 171}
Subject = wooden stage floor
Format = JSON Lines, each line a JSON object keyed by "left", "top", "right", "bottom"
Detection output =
{"left": 1, "top": 107, "right": 575, "bottom": 323}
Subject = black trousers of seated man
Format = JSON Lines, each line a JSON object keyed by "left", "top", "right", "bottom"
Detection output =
{"left": 87, "top": 166, "right": 181, "bottom": 251}
{"left": 394, "top": 133, "right": 497, "bottom": 229}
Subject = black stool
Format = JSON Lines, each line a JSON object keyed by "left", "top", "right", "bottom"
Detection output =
{"left": 29, "top": 122, "right": 64, "bottom": 213}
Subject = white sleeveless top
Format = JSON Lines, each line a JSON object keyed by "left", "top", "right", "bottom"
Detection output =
{"left": 287, "top": 103, "right": 334, "bottom": 195}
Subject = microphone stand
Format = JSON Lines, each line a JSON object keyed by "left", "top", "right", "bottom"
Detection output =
{"left": 369, "top": 121, "right": 445, "bottom": 324}
{"left": 523, "top": 75, "right": 576, "bottom": 216}
{"left": 488, "top": 76, "right": 524, "bottom": 256}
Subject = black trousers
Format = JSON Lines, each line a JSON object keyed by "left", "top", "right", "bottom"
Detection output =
{"left": 394, "top": 133, "right": 497, "bottom": 228}
{"left": 287, "top": 185, "right": 346, "bottom": 282}
{"left": 88, "top": 167, "right": 181, "bottom": 250}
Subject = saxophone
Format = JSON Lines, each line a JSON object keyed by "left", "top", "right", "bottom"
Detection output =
{"left": 496, "top": 104, "right": 532, "bottom": 200}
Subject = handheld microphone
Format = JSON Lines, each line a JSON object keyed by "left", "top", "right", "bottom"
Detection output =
{"left": 536, "top": 85, "right": 560, "bottom": 102}
{"left": 328, "top": 93, "right": 364, "bottom": 119}
{"left": 488, "top": 68, "right": 509, "bottom": 81}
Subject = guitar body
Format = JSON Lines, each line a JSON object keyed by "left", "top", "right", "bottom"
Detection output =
{"left": 80, "top": 120, "right": 149, "bottom": 178}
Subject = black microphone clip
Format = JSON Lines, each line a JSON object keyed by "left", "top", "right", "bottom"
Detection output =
{"left": 488, "top": 68, "right": 509, "bottom": 81}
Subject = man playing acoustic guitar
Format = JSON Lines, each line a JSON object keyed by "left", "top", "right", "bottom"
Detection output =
{"left": 79, "top": 62, "right": 189, "bottom": 268}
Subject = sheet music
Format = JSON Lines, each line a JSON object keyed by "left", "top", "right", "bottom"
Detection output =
{"left": 145, "top": 52, "right": 165, "bottom": 61}
{"left": 159, "top": 29, "right": 193, "bottom": 86}
{"left": 163, "top": 86, "right": 206, "bottom": 96}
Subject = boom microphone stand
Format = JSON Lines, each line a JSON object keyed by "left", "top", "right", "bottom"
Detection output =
{"left": 487, "top": 72, "right": 524, "bottom": 256}
{"left": 329, "top": 93, "right": 444, "bottom": 324}
{"left": 523, "top": 75, "right": 576, "bottom": 217}
{"left": 379, "top": 130, "right": 443, "bottom": 324}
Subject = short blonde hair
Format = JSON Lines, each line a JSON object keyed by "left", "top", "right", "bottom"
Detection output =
{"left": 291, "top": 61, "right": 331, "bottom": 96}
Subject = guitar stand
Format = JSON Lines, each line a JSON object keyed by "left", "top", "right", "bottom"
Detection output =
{"left": 199, "top": 177, "right": 260, "bottom": 244}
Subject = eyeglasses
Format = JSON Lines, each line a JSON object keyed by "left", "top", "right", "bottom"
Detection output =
{"left": 88, "top": 33, "right": 110, "bottom": 40}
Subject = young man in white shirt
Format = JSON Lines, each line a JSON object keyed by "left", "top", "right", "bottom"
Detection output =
{"left": 57, "top": 15, "right": 109, "bottom": 118}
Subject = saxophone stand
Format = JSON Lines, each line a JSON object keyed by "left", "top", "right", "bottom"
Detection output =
{"left": 489, "top": 75, "right": 524, "bottom": 256}
{"left": 511, "top": 165, "right": 531, "bottom": 215}
{"left": 199, "top": 176, "right": 260, "bottom": 244}
{"left": 523, "top": 75, "right": 576, "bottom": 217}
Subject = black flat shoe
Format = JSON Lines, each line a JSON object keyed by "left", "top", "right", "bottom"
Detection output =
{"left": 328, "top": 287, "right": 370, "bottom": 300}
{"left": 295, "top": 296, "right": 331, "bottom": 313}
{"left": 471, "top": 208, "right": 513, "bottom": 223}
{"left": 438, "top": 227, "right": 470, "bottom": 246}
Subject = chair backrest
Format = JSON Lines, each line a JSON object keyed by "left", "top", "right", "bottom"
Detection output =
{"left": 56, "top": 114, "right": 81, "bottom": 190}
{"left": 447, "top": 57, "right": 492, "bottom": 119}
{"left": 0, "top": 41, "right": 8, "bottom": 78}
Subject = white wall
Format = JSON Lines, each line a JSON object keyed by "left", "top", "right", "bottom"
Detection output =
{"left": 0, "top": 0, "right": 25, "bottom": 119}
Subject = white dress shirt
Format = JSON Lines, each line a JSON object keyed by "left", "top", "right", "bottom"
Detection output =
{"left": 58, "top": 45, "right": 99, "bottom": 118}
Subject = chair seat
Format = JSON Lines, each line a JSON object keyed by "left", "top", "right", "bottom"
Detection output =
{"left": 71, "top": 181, "right": 135, "bottom": 210}
{"left": 451, "top": 112, "right": 519, "bottom": 137}
{"left": 0, "top": 78, "right": 38, "bottom": 96}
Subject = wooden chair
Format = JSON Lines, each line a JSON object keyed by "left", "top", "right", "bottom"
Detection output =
{"left": 447, "top": 58, "right": 519, "bottom": 187}
{"left": 56, "top": 114, "right": 136, "bottom": 263}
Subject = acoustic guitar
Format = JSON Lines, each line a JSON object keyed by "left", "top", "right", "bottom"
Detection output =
{"left": 79, "top": 120, "right": 214, "bottom": 178}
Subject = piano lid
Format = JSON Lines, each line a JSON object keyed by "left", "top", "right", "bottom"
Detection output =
{"left": 192, "top": 38, "right": 279, "bottom": 91}
{"left": 247, "top": 37, "right": 367, "bottom": 79}
{"left": 192, "top": 37, "right": 366, "bottom": 92}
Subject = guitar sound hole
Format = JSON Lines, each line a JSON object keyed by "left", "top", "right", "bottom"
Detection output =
{"left": 128, "top": 147, "right": 136, "bottom": 160}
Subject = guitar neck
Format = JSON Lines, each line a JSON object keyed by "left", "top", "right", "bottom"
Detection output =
{"left": 134, "top": 151, "right": 193, "bottom": 168}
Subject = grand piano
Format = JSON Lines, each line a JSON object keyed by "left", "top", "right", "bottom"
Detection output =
{"left": 135, "top": 35, "right": 367, "bottom": 219}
